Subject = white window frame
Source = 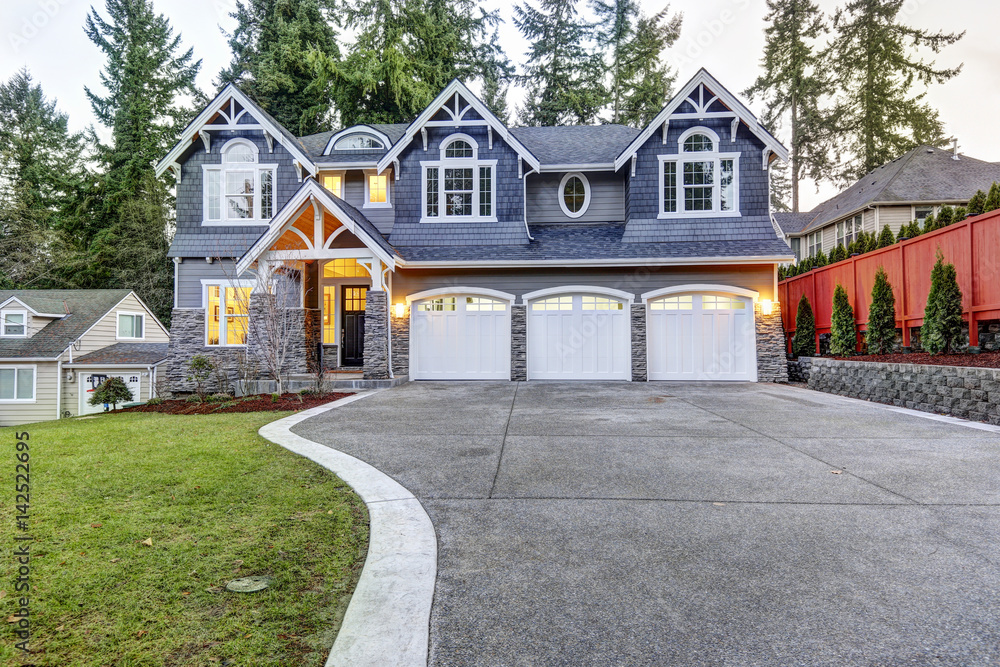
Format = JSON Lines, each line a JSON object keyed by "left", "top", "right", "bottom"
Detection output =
{"left": 0, "top": 309, "right": 28, "bottom": 338}
{"left": 657, "top": 127, "right": 741, "bottom": 219}
{"left": 807, "top": 230, "right": 823, "bottom": 258}
{"left": 558, "top": 172, "right": 591, "bottom": 219}
{"left": 202, "top": 138, "right": 278, "bottom": 226}
{"left": 913, "top": 205, "right": 937, "bottom": 225}
{"left": 334, "top": 133, "right": 385, "bottom": 150}
{"left": 321, "top": 171, "right": 346, "bottom": 199}
{"left": 363, "top": 169, "right": 392, "bottom": 209}
{"left": 0, "top": 365, "right": 36, "bottom": 403}
{"left": 420, "top": 133, "right": 498, "bottom": 223}
{"left": 202, "top": 280, "right": 254, "bottom": 347}
{"left": 116, "top": 311, "right": 146, "bottom": 340}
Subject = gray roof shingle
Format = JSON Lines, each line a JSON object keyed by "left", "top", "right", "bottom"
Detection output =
{"left": 70, "top": 342, "right": 169, "bottom": 366}
{"left": 509, "top": 125, "right": 640, "bottom": 166}
{"left": 0, "top": 290, "right": 133, "bottom": 359}
{"left": 298, "top": 123, "right": 409, "bottom": 160}
{"left": 772, "top": 212, "right": 813, "bottom": 235}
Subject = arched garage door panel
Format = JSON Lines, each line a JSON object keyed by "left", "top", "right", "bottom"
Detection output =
{"left": 527, "top": 294, "right": 631, "bottom": 380}
{"left": 647, "top": 293, "right": 756, "bottom": 381}
{"left": 410, "top": 296, "right": 511, "bottom": 380}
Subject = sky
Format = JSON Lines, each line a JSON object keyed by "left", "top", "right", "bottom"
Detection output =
{"left": 1, "top": 0, "right": 997, "bottom": 210}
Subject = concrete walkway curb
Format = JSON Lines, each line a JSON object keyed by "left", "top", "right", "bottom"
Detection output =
{"left": 259, "top": 391, "right": 435, "bottom": 667}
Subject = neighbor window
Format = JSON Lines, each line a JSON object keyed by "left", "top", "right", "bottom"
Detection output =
{"left": 322, "top": 173, "right": 344, "bottom": 198}
{"left": 807, "top": 230, "right": 823, "bottom": 257}
{"left": 0, "top": 366, "right": 34, "bottom": 401}
{"left": 365, "top": 172, "right": 389, "bottom": 207}
{"left": 1, "top": 310, "right": 27, "bottom": 337}
{"left": 790, "top": 237, "right": 802, "bottom": 262}
{"left": 203, "top": 139, "right": 276, "bottom": 224}
{"left": 559, "top": 173, "right": 591, "bottom": 218}
{"left": 206, "top": 285, "right": 251, "bottom": 346}
{"left": 422, "top": 134, "right": 496, "bottom": 222}
{"left": 836, "top": 214, "right": 862, "bottom": 248}
{"left": 117, "top": 313, "right": 144, "bottom": 339}
{"left": 659, "top": 128, "right": 739, "bottom": 217}
{"left": 913, "top": 206, "right": 936, "bottom": 225}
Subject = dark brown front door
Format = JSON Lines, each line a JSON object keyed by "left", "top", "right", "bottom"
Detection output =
{"left": 341, "top": 286, "right": 367, "bottom": 366}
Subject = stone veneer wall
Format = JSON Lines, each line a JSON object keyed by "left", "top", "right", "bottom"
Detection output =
{"left": 787, "top": 356, "right": 813, "bottom": 383}
{"left": 363, "top": 291, "right": 389, "bottom": 379}
{"left": 510, "top": 304, "right": 527, "bottom": 381}
{"left": 391, "top": 308, "right": 410, "bottom": 377}
{"left": 630, "top": 304, "right": 647, "bottom": 382}
{"left": 755, "top": 303, "right": 788, "bottom": 383}
{"left": 166, "top": 309, "right": 244, "bottom": 393}
{"left": 808, "top": 358, "right": 1000, "bottom": 425}
{"left": 247, "top": 294, "right": 318, "bottom": 376}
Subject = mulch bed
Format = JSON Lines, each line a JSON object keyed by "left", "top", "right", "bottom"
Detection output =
{"left": 831, "top": 351, "right": 1000, "bottom": 369}
{"left": 119, "top": 392, "right": 352, "bottom": 415}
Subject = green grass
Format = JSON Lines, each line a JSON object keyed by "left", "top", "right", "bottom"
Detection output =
{"left": 0, "top": 412, "right": 369, "bottom": 667}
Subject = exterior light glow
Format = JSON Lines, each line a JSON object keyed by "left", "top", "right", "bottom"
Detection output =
{"left": 761, "top": 299, "right": 775, "bottom": 316}
{"left": 393, "top": 303, "right": 406, "bottom": 318}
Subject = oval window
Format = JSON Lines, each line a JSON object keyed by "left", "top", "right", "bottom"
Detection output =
{"left": 559, "top": 173, "right": 590, "bottom": 218}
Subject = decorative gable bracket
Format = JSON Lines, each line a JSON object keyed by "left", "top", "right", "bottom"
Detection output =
{"left": 263, "top": 130, "right": 274, "bottom": 153}
{"left": 199, "top": 131, "right": 210, "bottom": 153}
{"left": 630, "top": 154, "right": 637, "bottom": 178}
{"left": 731, "top": 118, "right": 739, "bottom": 143}
{"left": 762, "top": 148, "right": 773, "bottom": 170}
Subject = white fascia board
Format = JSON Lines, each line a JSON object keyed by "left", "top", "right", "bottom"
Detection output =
{"left": 376, "top": 79, "right": 540, "bottom": 174}
{"left": 613, "top": 68, "right": 789, "bottom": 172}
{"left": 0, "top": 296, "right": 65, "bottom": 318}
{"left": 537, "top": 163, "right": 616, "bottom": 172}
{"left": 396, "top": 255, "right": 794, "bottom": 269}
{"left": 155, "top": 84, "right": 316, "bottom": 178}
{"left": 0, "top": 356, "right": 58, "bottom": 362}
{"left": 64, "top": 362, "right": 165, "bottom": 368}
{"left": 315, "top": 161, "right": 379, "bottom": 170}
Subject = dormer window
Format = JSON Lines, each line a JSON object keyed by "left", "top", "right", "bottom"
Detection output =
{"left": 421, "top": 134, "right": 497, "bottom": 223}
{"left": 1, "top": 310, "right": 26, "bottom": 337}
{"left": 658, "top": 127, "right": 740, "bottom": 218}
{"left": 203, "top": 138, "right": 277, "bottom": 225}
{"left": 334, "top": 134, "right": 384, "bottom": 150}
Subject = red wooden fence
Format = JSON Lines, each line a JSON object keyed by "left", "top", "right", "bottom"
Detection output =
{"left": 778, "top": 209, "right": 1000, "bottom": 352}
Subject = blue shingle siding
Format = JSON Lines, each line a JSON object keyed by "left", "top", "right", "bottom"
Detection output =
{"left": 622, "top": 118, "right": 776, "bottom": 244}
{"left": 387, "top": 124, "right": 528, "bottom": 247}
{"left": 169, "top": 128, "right": 300, "bottom": 257}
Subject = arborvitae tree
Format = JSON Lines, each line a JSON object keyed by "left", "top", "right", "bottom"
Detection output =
{"left": 953, "top": 206, "right": 967, "bottom": 222}
{"left": 830, "top": 284, "right": 856, "bottom": 356}
{"left": 921, "top": 212, "right": 937, "bottom": 234}
{"left": 866, "top": 267, "right": 896, "bottom": 354}
{"left": 593, "top": 0, "right": 681, "bottom": 126}
{"left": 920, "top": 251, "right": 963, "bottom": 354}
{"left": 83, "top": 0, "right": 201, "bottom": 323}
{"left": 966, "top": 189, "right": 987, "bottom": 216}
{"left": 744, "top": 0, "right": 832, "bottom": 210}
{"left": 863, "top": 230, "right": 879, "bottom": 252}
{"left": 847, "top": 238, "right": 861, "bottom": 256}
{"left": 0, "top": 68, "right": 87, "bottom": 288}
{"left": 984, "top": 182, "right": 1000, "bottom": 212}
{"left": 877, "top": 224, "right": 895, "bottom": 248}
{"left": 936, "top": 205, "right": 954, "bottom": 226}
{"left": 830, "top": 243, "right": 848, "bottom": 263}
{"left": 825, "top": 0, "right": 963, "bottom": 184}
{"left": 218, "top": 0, "right": 341, "bottom": 136}
{"left": 514, "top": 0, "right": 607, "bottom": 125}
{"left": 792, "top": 294, "right": 816, "bottom": 357}
{"left": 896, "top": 225, "right": 909, "bottom": 242}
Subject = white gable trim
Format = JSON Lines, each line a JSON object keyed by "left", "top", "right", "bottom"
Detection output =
{"left": 323, "top": 126, "right": 393, "bottom": 155}
{"left": 377, "top": 80, "right": 540, "bottom": 174}
{"left": 614, "top": 69, "right": 788, "bottom": 172}
{"left": 0, "top": 296, "right": 65, "bottom": 319}
{"left": 155, "top": 83, "right": 316, "bottom": 179}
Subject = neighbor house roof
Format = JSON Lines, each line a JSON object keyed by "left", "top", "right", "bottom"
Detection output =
{"left": 69, "top": 342, "right": 169, "bottom": 366}
{"left": 772, "top": 212, "right": 814, "bottom": 235}
{"left": 790, "top": 146, "right": 1000, "bottom": 235}
{"left": 0, "top": 290, "right": 132, "bottom": 360}
{"left": 509, "top": 125, "right": 641, "bottom": 169}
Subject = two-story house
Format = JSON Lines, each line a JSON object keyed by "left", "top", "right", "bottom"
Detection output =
{"left": 157, "top": 69, "right": 794, "bottom": 388}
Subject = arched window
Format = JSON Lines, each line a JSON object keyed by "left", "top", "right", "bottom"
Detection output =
{"left": 682, "top": 133, "right": 714, "bottom": 153}
{"left": 204, "top": 139, "right": 276, "bottom": 224}
{"left": 558, "top": 172, "right": 591, "bottom": 218}
{"left": 658, "top": 127, "right": 739, "bottom": 217}
{"left": 334, "top": 134, "right": 384, "bottom": 150}
{"left": 444, "top": 139, "right": 474, "bottom": 158}
{"left": 423, "top": 134, "right": 495, "bottom": 221}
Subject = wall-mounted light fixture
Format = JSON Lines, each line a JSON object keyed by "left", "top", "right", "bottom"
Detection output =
{"left": 760, "top": 299, "right": 775, "bottom": 316}
{"left": 392, "top": 303, "right": 406, "bottom": 318}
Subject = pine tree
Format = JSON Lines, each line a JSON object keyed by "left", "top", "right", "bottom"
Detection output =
{"left": 936, "top": 205, "right": 954, "bottom": 226}
{"left": 793, "top": 294, "right": 816, "bottom": 357}
{"left": 825, "top": 0, "right": 963, "bottom": 184}
{"left": 966, "top": 189, "right": 987, "bottom": 216}
{"left": 830, "top": 243, "right": 848, "bottom": 263}
{"left": 920, "top": 251, "right": 963, "bottom": 354}
{"left": 769, "top": 157, "right": 792, "bottom": 212}
{"left": 218, "top": 0, "right": 341, "bottom": 136}
{"left": 866, "top": 267, "right": 896, "bottom": 354}
{"left": 593, "top": 0, "right": 681, "bottom": 126}
{"left": 877, "top": 224, "right": 895, "bottom": 248}
{"left": 953, "top": 206, "right": 966, "bottom": 222}
{"left": 514, "top": 0, "right": 607, "bottom": 125}
{"left": 830, "top": 284, "right": 856, "bottom": 356}
{"left": 813, "top": 249, "right": 829, "bottom": 267}
{"left": 921, "top": 212, "right": 937, "bottom": 234}
{"left": 744, "top": 0, "right": 833, "bottom": 210}
{"left": 984, "top": 182, "right": 1000, "bottom": 212}
{"left": 481, "top": 37, "right": 512, "bottom": 123}
{"left": 0, "top": 68, "right": 87, "bottom": 287}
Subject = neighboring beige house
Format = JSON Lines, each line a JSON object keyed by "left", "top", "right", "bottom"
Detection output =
{"left": 774, "top": 145, "right": 1000, "bottom": 261}
{"left": 0, "top": 290, "right": 169, "bottom": 426}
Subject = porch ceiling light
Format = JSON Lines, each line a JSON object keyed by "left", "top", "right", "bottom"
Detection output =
{"left": 760, "top": 299, "right": 775, "bottom": 316}
{"left": 393, "top": 303, "right": 407, "bottom": 318}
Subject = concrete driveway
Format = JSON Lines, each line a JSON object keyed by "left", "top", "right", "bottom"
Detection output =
{"left": 292, "top": 382, "right": 1000, "bottom": 666}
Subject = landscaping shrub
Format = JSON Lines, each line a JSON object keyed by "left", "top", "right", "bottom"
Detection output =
{"left": 877, "top": 224, "right": 895, "bottom": 248}
{"left": 792, "top": 295, "right": 816, "bottom": 357}
{"left": 866, "top": 267, "right": 897, "bottom": 354}
{"left": 185, "top": 394, "right": 203, "bottom": 404}
{"left": 937, "top": 205, "right": 954, "bottom": 226}
{"left": 830, "top": 243, "right": 848, "bottom": 263}
{"left": 146, "top": 397, "right": 164, "bottom": 406}
{"left": 829, "top": 284, "right": 856, "bottom": 356}
{"left": 967, "top": 189, "right": 987, "bottom": 216}
{"left": 813, "top": 249, "right": 829, "bottom": 267}
{"left": 986, "top": 182, "right": 1000, "bottom": 213}
{"left": 207, "top": 392, "right": 233, "bottom": 403}
{"left": 88, "top": 377, "right": 134, "bottom": 410}
{"left": 921, "top": 251, "right": 964, "bottom": 354}
{"left": 186, "top": 354, "right": 213, "bottom": 399}
{"left": 953, "top": 206, "right": 967, "bottom": 222}
{"left": 921, "top": 213, "right": 938, "bottom": 234}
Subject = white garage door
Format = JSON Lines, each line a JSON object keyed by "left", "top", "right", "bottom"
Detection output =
{"left": 410, "top": 295, "right": 511, "bottom": 380}
{"left": 80, "top": 372, "right": 144, "bottom": 415}
{"left": 527, "top": 294, "right": 631, "bottom": 380}
{"left": 647, "top": 293, "right": 756, "bottom": 381}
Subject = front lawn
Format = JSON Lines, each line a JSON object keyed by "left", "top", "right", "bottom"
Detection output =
{"left": 0, "top": 411, "right": 368, "bottom": 667}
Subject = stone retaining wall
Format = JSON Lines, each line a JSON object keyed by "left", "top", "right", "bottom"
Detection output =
{"left": 787, "top": 356, "right": 813, "bottom": 383}
{"left": 808, "top": 357, "right": 1000, "bottom": 425}
{"left": 755, "top": 303, "right": 788, "bottom": 383}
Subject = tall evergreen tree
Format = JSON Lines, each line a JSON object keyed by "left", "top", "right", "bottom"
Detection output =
{"left": 592, "top": 0, "right": 681, "bottom": 126}
{"left": 481, "top": 49, "right": 512, "bottom": 123}
{"left": 745, "top": 0, "right": 833, "bottom": 210}
{"left": 825, "top": 0, "right": 963, "bottom": 184}
{"left": 829, "top": 284, "right": 856, "bottom": 356}
{"left": 218, "top": 0, "right": 341, "bottom": 136}
{"left": 769, "top": 153, "right": 792, "bottom": 212}
{"left": 866, "top": 267, "right": 896, "bottom": 354}
{"left": 920, "top": 251, "right": 963, "bottom": 354}
{"left": 514, "top": 0, "right": 607, "bottom": 125}
{"left": 792, "top": 294, "right": 816, "bottom": 357}
{"left": 0, "top": 69, "right": 87, "bottom": 287}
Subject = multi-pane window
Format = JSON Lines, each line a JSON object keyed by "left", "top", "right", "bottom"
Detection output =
{"left": 790, "top": 237, "right": 802, "bottom": 262}
{"left": 807, "top": 230, "right": 823, "bottom": 258}
{"left": 836, "top": 214, "right": 862, "bottom": 248}
{"left": 914, "top": 206, "right": 935, "bottom": 226}
{"left": 0, "top": 367, "right": 34, "bottom": 401}
{"left": 465, "top": 297, "right": 505, "bottom": 311}
{"left": 417, "top": 297, "right": 457, "bottom": 311}
{"left": 582, "top": 296, "right": 624, "bottom": 311}
{"left": 323, "top": 258, "right": 368, "bottom": 278}
{"left": 204, "top": 140, "right": 275, "bottom": 224}
{"left": 322, "top": 174, "right": 343, "bottom": 198}
{"left": 422, "top": 135, "right": 496, "bottom": 221}
{"left": 649, "top": 295, "right": 693, "bottom": 311}
{"left": 206, "top": 285, "right": 250, "bottom": 346}
{"left": 531, "top": 296, "right": 574, "bottom": 311}
{"left": 367, "top": 173, "right": 388, "bottom": 205}
{"left": 344, "top": 287, "right": 367, "bottom": 312}
{"left": 659, "top": 129, "right": 739, "bottom": 216}
{"left": 117, "top": 313, "right": 144, "bottom": 339}
{"left": 334, "top": 134, "right": 384, "bottom": 150}
{"left": 323, "top": 286, "right": 336, "bottom": 345}
{"left": 1, "top": 310, "right": 26, "bottom": 337}
{"left": 702, "top": 295, "right": 745, "bottom": 310}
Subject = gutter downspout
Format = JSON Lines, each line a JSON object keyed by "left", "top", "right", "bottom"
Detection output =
{"left": 56, "top": 357, "right": 63, "bottom": 420}
{"left": 522, "top": 169, "right": 536, "bottom": 241}
{"left": 147, "top": 365, "right": 155, "bottom": 400}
